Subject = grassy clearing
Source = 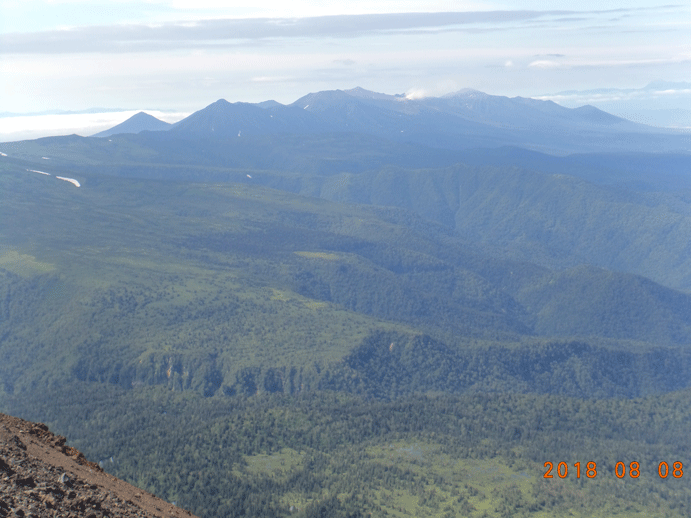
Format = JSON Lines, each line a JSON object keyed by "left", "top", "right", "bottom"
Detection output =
{"left": 294, "top": 251, "right": 341, "bottom": 260}
{"left": 364, "top": 441, "right": 535, "bottom": 517}
{"left": 0, "top": 249, "right": 55, "bottom": 277}
{"left": 243, "top": 448, "right": 305, "bottom": 478}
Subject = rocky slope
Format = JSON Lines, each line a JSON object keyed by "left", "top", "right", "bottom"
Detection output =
{"left": 0, "top": 413, "right": 198, "bottom": 518}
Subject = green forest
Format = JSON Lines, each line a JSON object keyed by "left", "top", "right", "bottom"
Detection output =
{"left": 5, "top": 384, "right": 691, "bottom": 518}
{"left": 2, "top": 135, "right": 691, "bottom": 517}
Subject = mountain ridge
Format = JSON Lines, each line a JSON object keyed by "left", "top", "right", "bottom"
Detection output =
{"left": 91, "top": 111, "right": 171, "bottom": 138}
{"left": 89, "top": 86, "right": 691, "bottom": 154}
{"left": 5, "top": 84, "right": 691, "bottom": 517}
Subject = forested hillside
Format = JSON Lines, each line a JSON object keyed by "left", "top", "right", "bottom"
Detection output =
{"left": 2, "top": 90, "right": 691, "bottom": 517}
{"left": 3, "top": 160, "right": 691, "bottom": 398}
{"left": 4, "top": 129, "right": 691, "bottom": 290}
{"left": 270, "top": 163, "right": 691, "bottom": 291}
{"left": 5, "top": 384, "right": 691, "bottom": 518}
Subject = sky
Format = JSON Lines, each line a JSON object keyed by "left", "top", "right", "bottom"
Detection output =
{"left": 0, "top": 0, "right": 690, "bottom": 140}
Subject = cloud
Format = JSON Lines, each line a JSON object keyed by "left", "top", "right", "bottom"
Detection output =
{"left": 654, "top": 89, "right": 691, "bottom": 96}
{"left": 4, "top": 4, "right": 686, "bottom": 55}
{"left": 528, "top": 60, "right": 561, "bottom": 68}
{"left": 535, "top": 82, "right": 691, "bottom": 109}
{"left": 251, "top": 75, "right": 294, "bottom": 83}
{"left": 0, "top": 10, "right": 606, "bottom": 54}
{"left": 405, "top": 88, "right": 427, "bottom": 100}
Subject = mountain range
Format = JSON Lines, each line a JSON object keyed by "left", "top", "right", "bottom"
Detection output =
{"left": 91, "top": 87, "right": 691, "bottom": 154}
{"left": 3, "top": 85, "right": 691, "bottom": 517}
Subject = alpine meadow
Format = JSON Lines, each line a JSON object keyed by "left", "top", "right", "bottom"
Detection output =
{"left": 3, "top": 84, "right": 691, "bottom": 518}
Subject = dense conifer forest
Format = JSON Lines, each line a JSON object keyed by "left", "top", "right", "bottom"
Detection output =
{"left": 2, "top": 92, "right": 691, "bottom": 516}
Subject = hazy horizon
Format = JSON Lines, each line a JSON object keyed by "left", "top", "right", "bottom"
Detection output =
{"left": 1, "top": 1, "right": 689, "bottom": 141}
{"left": 2, "top": 82, "right": 691, "bottom": 143}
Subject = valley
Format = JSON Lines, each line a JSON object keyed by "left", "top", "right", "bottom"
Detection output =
{"left": 2, "top": 88, "right": 691, "bottom": 517}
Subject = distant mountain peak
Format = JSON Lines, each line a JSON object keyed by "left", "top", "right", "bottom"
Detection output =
{"left": 290, "top": 89, "right": 359, "bottom": 110}
{"left": 343, "top": 87, "right": 397, "bottom": 101}
{"left": 206, "top": 99, "right": 233, "bottom": 110}
{"left": 91, "top": 111, "right": 171, "bottom": 138}
{"left": 443, "top": 88, "right": 489, "bottom": 99}
{"left": 255, "top": 100, "right": 283, "bottom": 109}
{"left": 129, "top": 86, "right": 677, "bottom": 152}
{"left": 344, "top": 86, "right": 373, "bottom": 95}
{"left": 572, "top": 104, "right": 629, "bottom": 125}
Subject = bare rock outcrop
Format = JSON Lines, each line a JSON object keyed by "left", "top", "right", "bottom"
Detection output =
{"left": 1, "top": 413, "right": 198, "bottom": 518}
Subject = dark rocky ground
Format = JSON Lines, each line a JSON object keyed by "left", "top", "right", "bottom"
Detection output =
{"left": 0, "top": 413, "right": 198, "bottom": 518}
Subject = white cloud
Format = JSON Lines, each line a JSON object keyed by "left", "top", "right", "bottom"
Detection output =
{"left": 535, "top": 82, "right": 691, "bottom": 114}
{"left": 165, "top": 0, "right": 491, "bottom": 18}
{"left": 251, "top": 76, "right": 294, "bottom": 83}
{"left": 2, "top": 2, "right": 689, "bottom": 115}
{"left": 528, "top": 59, "right": 560, "bottom": 68}
{"left": 405, "top": 88, "right": 427, "bottom": 99}
{"left": 0, "top": 11, "right": 599, "bottom": 55}
{"left": 654, "top": 89, "right": 691, "bottom": 96}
